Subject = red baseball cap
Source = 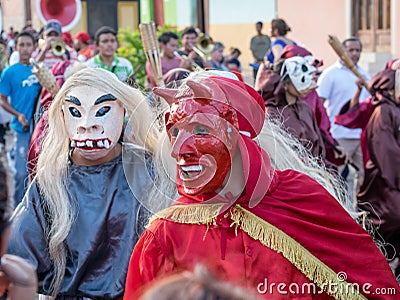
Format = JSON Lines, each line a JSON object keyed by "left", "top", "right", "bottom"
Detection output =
{"left": 62, "top": 32, "right": 73, "bottom": 44}
{"left": 74, "top": 32, "right": 90, "bottom": 44}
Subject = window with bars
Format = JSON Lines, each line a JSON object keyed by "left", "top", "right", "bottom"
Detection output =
{"left": 354, "top": 0, "right": 390, "bottom": 31}
{"left": 352, "top": 0, "right": 391, "bottom": 51}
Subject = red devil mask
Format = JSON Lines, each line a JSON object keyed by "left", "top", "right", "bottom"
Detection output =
{"left": 153, "top": 76, "right": 273, "bottom": 206}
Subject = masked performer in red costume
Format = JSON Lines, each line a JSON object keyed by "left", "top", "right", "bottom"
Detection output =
{"left": 7, "top": 68, "right": 158, "bottom": 298}
{"left": 124, "top": 73, "right": 399, "bottom": 299}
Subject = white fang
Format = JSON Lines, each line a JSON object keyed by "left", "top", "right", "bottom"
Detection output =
{"left": 181, "top": 165, "right": 203, "bottom": 172}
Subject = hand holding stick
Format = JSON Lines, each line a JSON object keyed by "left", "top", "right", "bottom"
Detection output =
{"left": 30, "top": 58, "right": 59, "bottom": 97}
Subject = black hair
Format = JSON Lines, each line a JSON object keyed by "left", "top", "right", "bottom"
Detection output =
{"left": 273, "top": 59, "right": 285, "bottom": 75}
{"left": 212, "top": 42, "right": 225, "bottom": 52}
{"left": 280, "top": 62, "right": 291, "bottom": 83}
{"left": 342, "top": 37, "right": 362, "bottom": 50}
{"left": 271, "top": 18, "right": 291, "bottom": 36}
{"left": 256, "top": 21, "right": 263, "bottom": 27}
{"left": 15, "top": 31, "right": 36, "bottom": 45}
{"left": 229, "top": 47, "right": 241, "bottom": 56}
{"left": 181, "top": 26, "right": 198, "bottom": 38}
{"left": 94, "top": 26, "right": 117, "bottom": 45}
{"left": 158, "top": 32, "right": 178, "bottom": 45}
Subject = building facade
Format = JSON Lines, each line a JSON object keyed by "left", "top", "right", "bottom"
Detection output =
{"left": 1, "top": 0, "right": 399, "bottom": 78}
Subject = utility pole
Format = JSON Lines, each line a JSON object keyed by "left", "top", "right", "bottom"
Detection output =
{"left": 196, "top": 0, "right": 209, "bottom": 34}
{"left": 25, "top": 0, "right": 32, "bottom": 25}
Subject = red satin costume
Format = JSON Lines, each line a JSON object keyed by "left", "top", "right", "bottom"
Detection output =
{"left": 124, "top": 76, "right": 399, "bottom": 299}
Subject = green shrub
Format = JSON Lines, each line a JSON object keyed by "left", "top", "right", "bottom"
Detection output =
{"left": 117, "top": 25, "right": 182, "bottom": 89}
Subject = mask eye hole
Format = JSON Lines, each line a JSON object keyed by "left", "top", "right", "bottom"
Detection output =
{"left": 68, "top": 107, "right": 81, "bottom": 117}
{"left": 302, "top": 64, "right": 308, "bottom": 72}
{"left": 171, "top": 127, "right": 179, "bottom": 137}
{"left": 193, "top": 125, "right": 209, "bottom": 136}
{"left": 96, "top": 106, "right": 111, "bottom": 117}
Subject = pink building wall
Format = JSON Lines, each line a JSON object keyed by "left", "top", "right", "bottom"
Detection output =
{"left": 277, "top": 0, "right": 349, "bottom": 70}
{"left": 277, "top": 0, "right": 400, "bottom": 73}
{"left": 1, "top": 0, "right": 26, "bottom": 32}
{"left": 3, "top": 0, "right": 400, "bottom": 75}
{"left": 2, "top": 0, "right": 42, "bottom": 33}
{"left": 392, "top": 0, "right": 400, "bottom": 59}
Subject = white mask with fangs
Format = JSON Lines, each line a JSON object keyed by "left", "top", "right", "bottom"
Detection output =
{"left": 62, "top": 86, "right": 125, "bottom": 163}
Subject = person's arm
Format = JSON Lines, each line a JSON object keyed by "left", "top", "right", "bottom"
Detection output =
{"left": 0, "top": 254, "right": 37, "bottom": 300}
{"left": 34, "top": 40, "right": 51, "bottom": 63}
{"left": 250, "top": 37, "right": 255, "bottom": 51}
{"left": 367, "top": 105, "right": 400, "bottom": 189}
{"left": 7, "top": 180, "right": 53, "bottom": 295}
{"left": 177, "top": 56, "right": 193, "bottom": 70}
{"left": 34, "top": 36, "right": 62, "bottom": 63}
{"left": 123, "top": 228, "right": 172, "bottom": 300}
{"left": 349, "top": 78, "right": 363, "bottom": 109}
{"left": 271, "top": 44, "right": 284, "bottom": 62}
{"left": 145, "top": 61, "right": 156, "bottom": 88}
{"left": 251, "top": 49, "right": 257, "bottom": 61}
{"left": 0, "top": 94, "right": 28, "bottom": 127}
{"left": 187, "top": 50, "right": 213, "bottom": 69}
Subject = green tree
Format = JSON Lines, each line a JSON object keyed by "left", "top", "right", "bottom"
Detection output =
{"left": 117, "top": 25, "right": 182, "bottom": 89}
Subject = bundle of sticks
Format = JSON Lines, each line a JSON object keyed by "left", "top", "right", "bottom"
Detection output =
{"left": 30, "top": 58, "right": 59, "bottom": 97}
{"left": 139, "top": 22, "right": 164, "bottom": 87}
{"left": 328, "top": 35, "right": 369, "bottom": 91}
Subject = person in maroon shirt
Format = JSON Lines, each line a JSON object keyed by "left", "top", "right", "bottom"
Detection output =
{"left": 256, "top": 45, "right": 346, "bottom": 168}
{"left": 357, "top": 68, "right": 400, "bottom": 278}
{"left": 258, "top": 56, "right": 335, "bottom": 170}
{"left": 334, "top": 59, "right": 400, "bottom": 169}
{"left": 145, "top": 31, "right": 191, "bottom": 88}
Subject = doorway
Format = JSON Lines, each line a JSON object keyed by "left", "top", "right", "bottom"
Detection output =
{"left": 352, "top": 0, "right": 391, "bottom": 52}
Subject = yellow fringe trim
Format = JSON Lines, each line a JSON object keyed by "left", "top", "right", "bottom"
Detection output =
{"left": 148, "top": 203, "right": 225, "bottom": 226}
{"left": 231, "top": 205, "right": 367, "bottom": 300}
{"left": 150, "top": 203, "right": 367, "bottom": 300}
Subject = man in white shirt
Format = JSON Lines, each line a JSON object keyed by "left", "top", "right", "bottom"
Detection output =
{"left": 317, "top": 37, "right": 370, "bottom": 196}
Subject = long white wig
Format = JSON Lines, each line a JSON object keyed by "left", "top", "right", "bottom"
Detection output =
{"left": 36, "top": 68, "right": 159, "bottom": 295}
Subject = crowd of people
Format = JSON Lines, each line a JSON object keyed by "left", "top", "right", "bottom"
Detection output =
{"left": 0, "top": 16, "right": 398, "bottom": 299}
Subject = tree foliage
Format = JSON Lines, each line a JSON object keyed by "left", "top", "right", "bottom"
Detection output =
{"left": 117, "top": 25, "right": 181, "bottom": 89}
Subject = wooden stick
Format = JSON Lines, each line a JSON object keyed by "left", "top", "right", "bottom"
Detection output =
{"left": 139, "top": 23, "right": 164, "bottom": 87}
{"left": 328, "top": 35, "right": 370, "bottom": 91}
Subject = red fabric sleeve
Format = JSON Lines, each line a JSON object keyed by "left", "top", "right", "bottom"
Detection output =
{"left": 250, "top": 170, "right": 400, "bottom": 299}
{"left": 367, "top": 104, "right": 400, "bottom": 189}
{"left": 334, "top": 97, "right": 374, "bottom": 129}
{"left": 123, "top": 229, "right": 172, "bottom": 299}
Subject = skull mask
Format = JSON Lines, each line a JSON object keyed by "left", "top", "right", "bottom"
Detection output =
{"left": 281, "top": 56, "right": 317, "bottom": 93}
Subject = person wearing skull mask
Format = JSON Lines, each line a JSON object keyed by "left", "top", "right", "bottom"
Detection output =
{"left": 124, "top": 72, "right": 399, "bottom": 299}
{"left": 261, "top": 56, "right": 332, "bottom": 169}
{"left": 266, "top": 45, "right": 347, "bottom": 168}
{"left": 6, "top": 68, "right": 158, "bottom": 298}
